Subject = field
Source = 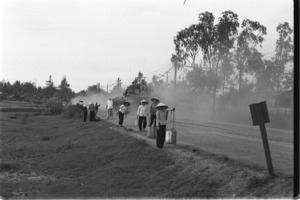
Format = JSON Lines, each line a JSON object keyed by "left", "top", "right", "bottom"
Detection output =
{"left": 0, "top": 101, "right": 293, "bottom": 198}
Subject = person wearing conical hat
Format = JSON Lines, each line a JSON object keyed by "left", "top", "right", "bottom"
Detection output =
{"left": 155, "top": 102, "right": 168, "bottom": 148}
{"left": 149, "top": 97, "right": 159, "bottom": 127}
{"left": 137, "top": 100, "right": 149, "bottom": 132}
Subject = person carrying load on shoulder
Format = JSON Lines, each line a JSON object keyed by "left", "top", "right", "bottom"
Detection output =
{"left": 137, "top": 100, "right": 149, "bottom": 132}
{"left": 118, "top": 101, "right": 130, "bottom": 127}
{"left": 155, "top": 102, "right": 168, "bottom": 149}
{"left": 106, "top": 98, "right": 114, "bottom": 120}
{"left": 149, "top": 97, "right": 159, "bottom": 127}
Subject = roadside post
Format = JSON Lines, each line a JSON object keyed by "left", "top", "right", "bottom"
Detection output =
{"left": 249, "top": 101, "right": 275, "bottom": 176}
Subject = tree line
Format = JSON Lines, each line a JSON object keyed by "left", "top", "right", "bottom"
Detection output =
{"left": 0, "top": 75, "right": 109, "bottom": 102}
{"left": 163, "top": 11, "right": 293, "bottom": 105}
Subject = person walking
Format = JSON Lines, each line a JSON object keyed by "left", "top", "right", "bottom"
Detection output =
{"left": 106, "top": 98, "right": 114, "bottom": 120}
{"left": 83, "top": 104, "right": 88, "bottom": 122}
{"left": 89, "top": 102, "right": 96, "bottom": 122}
{"left": 137, "top": 100, "right": 148, "bottom": 131}
{"left": 149, "top": 97, "right": 159, "bottom": 127}
{"left": 95, "top": 102, "right": 100, "bottom": 115}
{"left": 156, "top": 102, "right": 168, "bottom": 148}
{"left": 118, "top": 101, "right": 129, "bottom": 127}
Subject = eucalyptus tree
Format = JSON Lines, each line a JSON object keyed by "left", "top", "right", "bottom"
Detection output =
{"left": 234, "top": 19, "right": 267, "bottom": 95}
{"left": 173, "top": 24, "right": 200, "bottom": 67}
{"left": 274, "top": 22, "right": 293, "bottom": 90}
{"left": 170, "top": 53, "right": 185, "bottom": 101}
{"left": 247, "top": 49, "right": 265, "bottom": 91}
{"left": 197, "top": 11, "right": 239, "bottom": 111}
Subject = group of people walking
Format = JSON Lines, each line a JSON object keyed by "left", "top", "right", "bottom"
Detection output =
{"left": 80, "top": 96, "right": 171, "bottom": 149}
{"left": 136, "top": 97, "right": 170, "bottom": 149}
{"left": 82, "top": 101, "right": 100, "bottom": 122}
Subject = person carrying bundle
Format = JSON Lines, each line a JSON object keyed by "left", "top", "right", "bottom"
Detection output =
{"left": 155, "top": 102, "right": 169, "bottom": 148}
{"left": 118, "top": 101, "right": 130, "bottom": 127}
{"left": 137, "top": 100, "right": 149, "bottom": 132}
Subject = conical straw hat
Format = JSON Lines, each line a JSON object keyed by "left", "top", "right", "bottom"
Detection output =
{"left": 140, "top": 99, "right": 148, "bottom": 104}
{"left": 151, "top": 97, "right": 159, "bottom": 102}
{"left": 155, "top": 102, "right": 168, "bottom": 110}
{"left": 123, "top": 101, "right": 131, "bottom": 106}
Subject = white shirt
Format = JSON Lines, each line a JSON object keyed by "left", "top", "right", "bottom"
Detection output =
{"left": 137, "top": 105, "right": 148, "bottom": 117}
{"left": 106, "top": 100, "right": 113, "bottom": 109}
{"left": 156, "top": 110, "right": 167, "bottom": 125}
{"left": 119, "top": 105, "right": 127, "bottom": 114}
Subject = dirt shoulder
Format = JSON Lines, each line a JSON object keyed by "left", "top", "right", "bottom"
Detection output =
{"left": 0, "top": 111, "right": 293, "bottom": 199}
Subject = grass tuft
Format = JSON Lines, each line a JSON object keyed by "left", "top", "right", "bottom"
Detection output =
{"left": 56, "top": 141, "right": 75, "bottom": 153}
{"left": 0, "top": 163, "right": 19, "bottom": 172}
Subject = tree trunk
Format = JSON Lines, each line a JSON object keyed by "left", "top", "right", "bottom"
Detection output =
{"left": 213, "top": 58, "right": 221, "bottom": 117}
{"left": 238, "top": 65, "right": 243, "bottom": 96}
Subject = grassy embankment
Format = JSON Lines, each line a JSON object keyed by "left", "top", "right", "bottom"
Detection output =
{"left": 0, "top": 103, "right": 293, "bottom": 198}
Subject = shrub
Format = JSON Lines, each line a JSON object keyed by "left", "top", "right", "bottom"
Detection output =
{"left": 62, "top": 104, "right": 83, "bottom": 119}
{"left": 45, "top": 99, "right": 63, "bottom": 114}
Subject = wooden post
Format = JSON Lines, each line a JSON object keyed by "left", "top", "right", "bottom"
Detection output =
{"left": 249, "top": 101, "right": 274, "bottom": 176}
{"left": 258, "top": 122, "right": 275, "bottom": 175}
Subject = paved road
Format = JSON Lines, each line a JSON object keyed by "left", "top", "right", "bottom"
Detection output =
{"left": 97, "top": 110, "right": 293, "bottom": 175}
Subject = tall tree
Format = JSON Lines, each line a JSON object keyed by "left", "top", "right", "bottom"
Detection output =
{"left": 174, "top": 24, "right": 200, "bottom": 67}
{"left": 234, "top": 19, "right": 267, "bottom": 95}
{"left": 44, "top": 75, "right": 57, "bottom": 99}
{"left": 197, "top": 11, "right": 239, "bottom": 111}
{"left": 274, "top": 22, "right": 293, "bottom": 90}
{"left": 58, "top": 76, "right": 73, "bottom": 102}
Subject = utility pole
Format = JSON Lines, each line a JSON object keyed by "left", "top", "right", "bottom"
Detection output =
{"left": 107, "top": 84, "right": 108, "bottom": 93}
{"left": 166, "top": 71, "right": 169, "bottom": 84}
{"left": 173, "top": 65, "right": 177, "bottom": 106}
{"left": 117, "top": 78, "right": 121, "bottom": 91}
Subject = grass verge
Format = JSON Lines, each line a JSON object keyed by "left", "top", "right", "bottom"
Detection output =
{"left": 0, "top": 110, "right": 293, "bottom": 198}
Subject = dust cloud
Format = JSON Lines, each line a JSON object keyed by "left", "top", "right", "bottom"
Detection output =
{"left": 70, "top": 82, "right": 292, "bottom": 130}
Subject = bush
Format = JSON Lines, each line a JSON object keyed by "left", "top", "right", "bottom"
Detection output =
{"left": 62, "top": 104, "right": 83, "bottom": 119}
{"left": 45, "top": 99, "right": 63, "bottom": 114}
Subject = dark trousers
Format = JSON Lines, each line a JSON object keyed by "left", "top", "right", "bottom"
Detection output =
{"left": 138, "top": 116, "right": 147, "bottom": 131}
{"left": 156, "top": 124, "right": 166, "bottom": 148}
{"left": 118, "top": 111, "right": 124, "bottom": 125}
{"left": 149, "top": 114, "right": 156, "bottom": 127}
{"left": 84, "top": 111, "right": 87, "bottom": 122}
{"left": 90, "top": 111, "right": 95, "bottom": 122}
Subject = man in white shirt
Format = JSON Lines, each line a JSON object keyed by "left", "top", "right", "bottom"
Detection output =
{"left": 106, "top": 98, "right": 114, "bottom": 119}
{"left": 118, "top": 102, "right": 128, "bottom": 127}
{"left": 137, "top": 100, "right": 148, "bottom": 131}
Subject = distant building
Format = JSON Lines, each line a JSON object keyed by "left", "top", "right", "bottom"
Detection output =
{"left": 266, "top": 90, "right": 293, "bottom": 114}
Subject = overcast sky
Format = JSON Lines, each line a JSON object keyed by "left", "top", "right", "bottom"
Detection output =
{"left": 1, "top": 0, "right": 293, "bottom": 92}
